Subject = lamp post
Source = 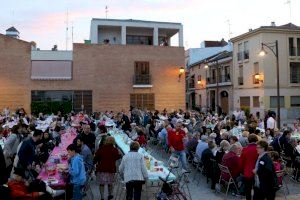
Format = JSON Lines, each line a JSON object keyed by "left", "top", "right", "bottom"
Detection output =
{"left": 259, "top": 40, "right": 280, "bottom": 129}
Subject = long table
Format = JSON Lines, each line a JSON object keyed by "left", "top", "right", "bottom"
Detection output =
{"left": 109, "top": 129, "right": 176, "bottom": 181}
{"left": 38, "top": 128, "right": 77, "bottom": 188}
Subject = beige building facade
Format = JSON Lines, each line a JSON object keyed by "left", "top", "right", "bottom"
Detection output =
{"left": 231, "top": 23, "right": 300, "bottom": 120}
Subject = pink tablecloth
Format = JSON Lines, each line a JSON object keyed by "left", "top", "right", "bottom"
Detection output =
{"left": 38, "top": 128, "right": 77, "bottom": 189}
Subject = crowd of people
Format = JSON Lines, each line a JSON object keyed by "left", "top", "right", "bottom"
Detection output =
{"left": 0, "top": 107, "right": 299, "bottom": 200}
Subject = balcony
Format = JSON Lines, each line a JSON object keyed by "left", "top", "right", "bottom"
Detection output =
{"left": 133, "top": 74, "right": 151, "bottom": 85}
{"left": 218, "top": 75, "right": 231, "bottom": 83}
{"left": 238, "top": 77, "right": 243, "bottom": 85}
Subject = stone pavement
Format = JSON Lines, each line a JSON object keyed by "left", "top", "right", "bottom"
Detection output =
{"left": 87, "top": 144, "right": 300, "bottom": 200}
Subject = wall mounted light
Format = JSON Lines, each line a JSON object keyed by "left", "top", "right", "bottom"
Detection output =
{"left": 253, "top": 73, "right": 263, "bottom": 83}
{"left": 178, "top": 67, "right": 185, "bottom": 81}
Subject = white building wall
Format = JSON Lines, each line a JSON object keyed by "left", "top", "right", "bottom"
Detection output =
{"left": 98, "top": 27, "right": 121, "bottom": 44}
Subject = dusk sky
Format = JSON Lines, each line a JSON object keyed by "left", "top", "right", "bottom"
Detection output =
{"left": 1, "top": 0, "right": 299, "bottom": 50}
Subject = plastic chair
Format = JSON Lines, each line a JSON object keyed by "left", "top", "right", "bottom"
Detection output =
{"left": 218, "top": 164, "right": 239, "bottom": 196}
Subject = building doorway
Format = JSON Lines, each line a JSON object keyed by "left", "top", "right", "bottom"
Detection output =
{"left": 220, "top": 91, "right": 229, "bottom": 114}
{"left": 190, "top": 92, "right": 196, "bottom": 109}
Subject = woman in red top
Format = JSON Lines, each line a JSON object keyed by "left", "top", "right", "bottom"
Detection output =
{"left": 239, "top": 134, "right": 258, "bottom": 200}
{"left": 94, "top": 136, "right": 122, "bottom": 200}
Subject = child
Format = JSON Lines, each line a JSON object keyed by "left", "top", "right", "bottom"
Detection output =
{"left": 67, "top": 143, "right": 86, "bottom": 200}
{"left": 136, "top": 130, "right": 147, "bottom": 148}
{"left": 270, "top": 151, "right": 283, "bottom": 185}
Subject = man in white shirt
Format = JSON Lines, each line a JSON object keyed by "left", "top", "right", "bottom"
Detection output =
{"left": 267, "top": 113, "right": 276, "bottom": 137}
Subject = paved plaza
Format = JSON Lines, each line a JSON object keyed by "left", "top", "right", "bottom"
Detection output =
{"left": 87, "top": 144, "right": 300, "bottom": 200}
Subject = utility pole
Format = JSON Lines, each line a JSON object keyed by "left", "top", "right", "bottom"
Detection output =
{"left": 65, "top": 9, "right": 69, "bottom": 50}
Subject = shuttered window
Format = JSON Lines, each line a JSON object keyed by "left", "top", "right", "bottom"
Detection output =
{"left": 240, "top": 96, "right": 250, "bottom": 108}
{"left": 130, "top": 93, "right": 155, "bottom": 110}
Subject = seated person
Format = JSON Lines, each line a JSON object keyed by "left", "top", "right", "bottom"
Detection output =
{"left": 221, "top": 144, "right": 241, "bottom": 182}
{"left": 8, "top": 167, "right": 64, "bottom": 200}
{"left": 135, "top": 130, "right": 147, "bottom": 147}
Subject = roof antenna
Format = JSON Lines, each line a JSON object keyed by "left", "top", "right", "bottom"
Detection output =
{"left": 285, "top": 0, "right": 292, "bottom": 22}
{"left": 226, "top": 20, "right": 232, "bottom": 40}
{"left": 65, "top": 9, "right": 69, "bottom": 50}
{"left": 71, "top": 21, "right": 74, "bottom": 46}
{"left": 105, "top": 5, "right": 108, "bottom": 19}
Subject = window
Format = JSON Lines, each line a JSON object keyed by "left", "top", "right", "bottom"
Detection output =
{"left": 253, "top": 96, "right": 260, "bottom": 107}
{"left": 238, "top": 65, "right": 243, "bottom": 85}
{"left": 244, "top": 41, "right": 249, "bottom": 59}
{"left": 198, "top": 75, "right": 202, "bottom": 81}
{"left": 134, "top": 61, "right": 150, "bottom": 84}
{"left": 240, "top": 96, "right": 250, "bottom": 108}
{"left": 130, "top": 93, "right": 155, "bottom": 110}
{"left": 224, "top": 66, "right": 230, "bottom": 82}
{"left": 237, "top": 43, "right": 243, "bottom": 61}
{"left": 253, "top": 62, "right": 259, "bottom": 74}
{"left": 253, "top": 62, "right": 260, "bottom": 84}
{"left": 289, "top": 37, "right": 295, "bottom": 56}
{"left": 290, "top": 62, "right": 300, "bottom": 83}
{"left": 270, "top": 96, "right": 284, "bottom": 108}
{"left": 199, "top": 95, "right": 202, "bottom": 107}
{"left": 291, "top": 96, "right": 300, "bottom": 107}
{"left": 31, "top": 90, "right": 92, "bottom": 114}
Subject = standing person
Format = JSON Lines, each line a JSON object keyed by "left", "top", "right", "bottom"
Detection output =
{"left": 94, "top": 137, "right": 121, "bottom": 200}
{"left": 119, "top": 142, "right": 148, "bottom": 200}
{"left": 253, "top": 140, "right": 278, "bottom": 200}
{"left": 16, "top": 130, "right": 42, "bottom": 174}
{"left": 168, "top": 122, "right": 188, "bottom": 170}
{"left": 66, "top": 144, "right": 86, "bottom": 200}
{"left": 3, "top": 125, "right": 22, "bottom": 168}
{"left": 74, "top": 124, "right": 96, "bottom": 153}
{"left": 267, "top": 113, "right": 276, "bottom": 137}
{"left": 76, "top": 137, "right": 93, "bottom": 173}
{"left": 240, "top": 134, "right": 259, "bottom": 200}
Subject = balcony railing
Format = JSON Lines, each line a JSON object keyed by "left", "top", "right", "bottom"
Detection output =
{"left": 133, "top": 74, "right": 151, "bottom": 85}
{"left": 206, "top": 75, "right": 231, "bottom": 85}
{"left": 290, "top": 75, "right": 300, "bottom": 84}
{"left": 218, "top": 75, "right": 231, "bottom": 83}
{"left": 238, "top": 77, "right": 244, "bottom": 85}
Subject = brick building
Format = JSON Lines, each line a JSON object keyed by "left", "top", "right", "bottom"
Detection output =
{"left": 0, "top": 19, "right": 185, "bottom": 113}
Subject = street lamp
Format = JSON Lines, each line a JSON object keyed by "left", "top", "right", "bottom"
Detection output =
{"left": 259, "top": 40, "right": 280, "bottom": 129}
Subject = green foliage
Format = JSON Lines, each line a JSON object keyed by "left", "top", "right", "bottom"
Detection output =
{"left": 31, "top": 101, "right": 72, "bottom": 115}
{"left": 241, "top": 106, "right": 250, "bottom": 118}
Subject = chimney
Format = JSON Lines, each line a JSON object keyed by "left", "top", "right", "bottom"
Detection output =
{"left": 271, "top": 22, "right": 276, "bottom": 27}
{"left": 5, "top": 26, "right": 20, "bottom": 38}
{"left": 30, "top": 41, "right": 37, "bottom": 50}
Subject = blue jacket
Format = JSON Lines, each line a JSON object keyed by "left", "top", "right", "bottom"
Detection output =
{"left": 69, "top": 154, "right": 86, "bottom": 185}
